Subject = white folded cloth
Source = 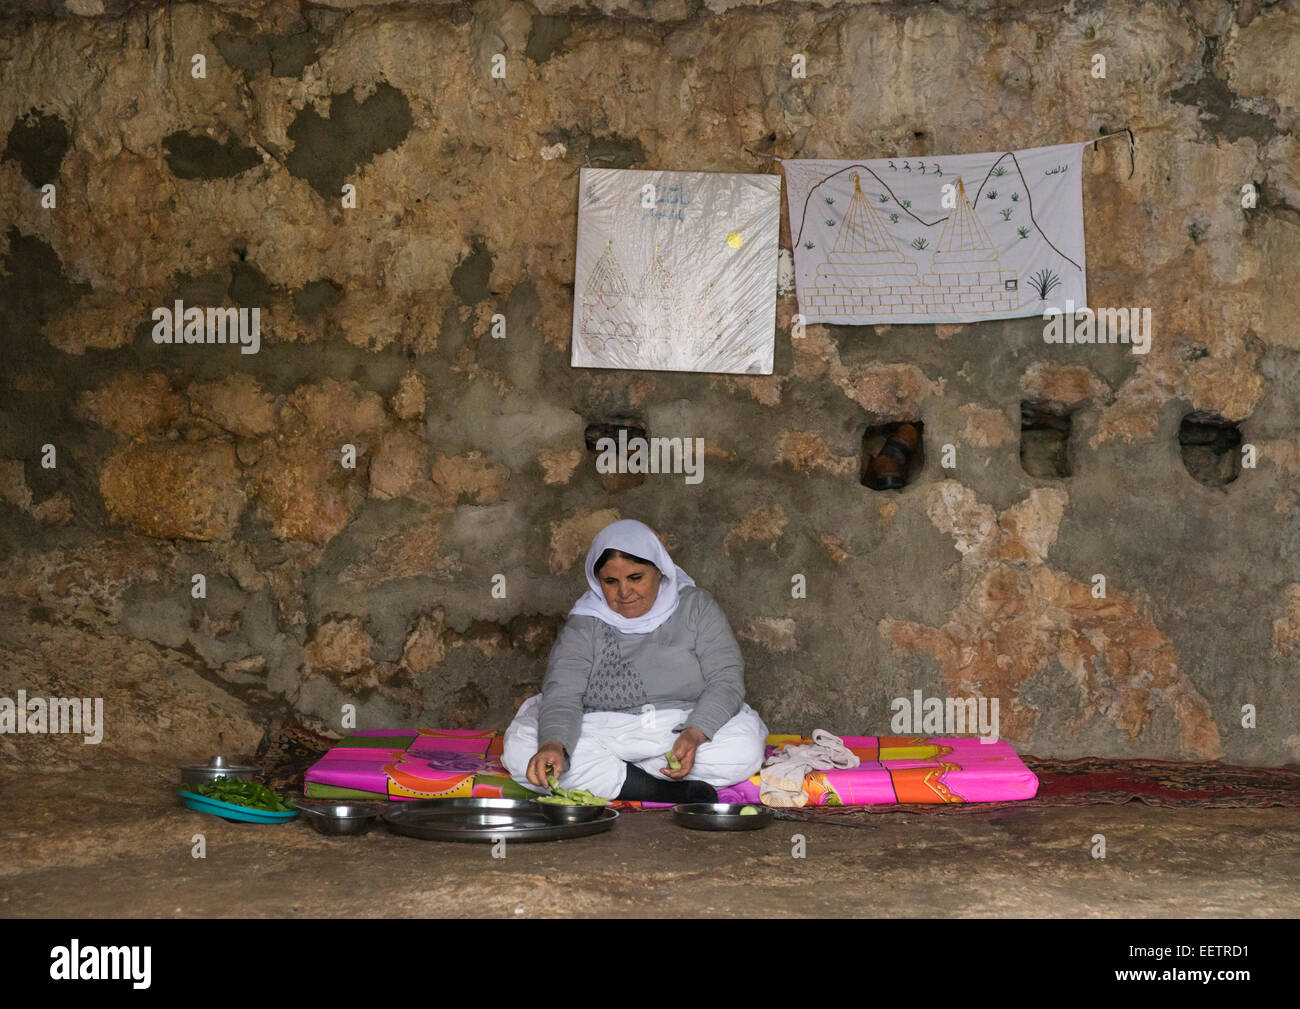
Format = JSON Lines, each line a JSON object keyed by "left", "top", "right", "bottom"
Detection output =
{"left": 759, "top": 728, "right": 860, "bottom": 807}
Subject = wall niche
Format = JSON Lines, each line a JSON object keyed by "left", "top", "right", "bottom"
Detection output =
{"left": 1020, "top": 401, "right": 1073, "bottom": 478}
{"left": 861, "top": 420, "right": 924, "bottom": 491}
{"left": 585, "top": 417, "right": 648, "bottom": 491}
{"left": 1179, "top": 411, "right": 1242, "bottom": 487}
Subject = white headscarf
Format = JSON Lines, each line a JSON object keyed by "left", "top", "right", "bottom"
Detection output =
{"left": 567, "top": 519, "right": 696, "bottom": 634}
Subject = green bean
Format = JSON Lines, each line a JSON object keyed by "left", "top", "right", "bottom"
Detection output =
{"left": 541, "top": 775, "right": 609, "bottom": 806}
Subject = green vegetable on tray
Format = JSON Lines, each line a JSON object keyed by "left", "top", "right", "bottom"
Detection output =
{"left": 541, "top": 774, "right": 609, "bottom": 806}
{"left": 663, "top": 751, "right": 682, "bottom": 770}
{"left": 181, "top": 776, "right": 296, "bottom": 813}
{"left": 739, "top": 805, "right": 761, "bottom": 815}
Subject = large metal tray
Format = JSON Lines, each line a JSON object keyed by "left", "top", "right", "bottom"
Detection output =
{"left": 382, "top": 797, "right": 618, "bottom": 843}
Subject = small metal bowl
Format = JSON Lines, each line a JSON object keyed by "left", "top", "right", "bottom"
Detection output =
{"left": 293, "top": 800, "right": 384, "bottom": 836}
{"left": 534, "top": 800, "right": 608, "bottom": 825}
{"left": 672, "top": 802, "right": 773, "bottom": 831}
{"left": 180, "top": 755, "right": 258, "bottom": 786}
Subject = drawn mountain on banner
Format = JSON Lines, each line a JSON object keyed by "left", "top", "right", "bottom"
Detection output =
{"left": 783, "top": 160, "right": 837, "bottom": 214}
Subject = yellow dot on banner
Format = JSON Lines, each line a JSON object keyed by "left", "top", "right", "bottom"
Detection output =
{"left": 726, "top": 232, "right": 743, "bottom": 248}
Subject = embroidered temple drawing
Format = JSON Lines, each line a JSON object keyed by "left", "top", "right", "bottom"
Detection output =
{"left": 578, "top": 242, "right": 743, "bottom": 368}
{"left": 800, "top": 173, "right": 1020, "bottom": 320}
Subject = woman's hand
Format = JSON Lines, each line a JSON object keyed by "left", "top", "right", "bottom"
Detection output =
{"left": 661, "top": 726, "right": 709, "bottom": 779}
{"left": 526, "top": 741, "right": 567, "bottom": 788}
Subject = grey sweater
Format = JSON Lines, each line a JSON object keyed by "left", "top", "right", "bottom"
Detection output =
{"left": 537, "top": 585, "right": 746, "bottom": 756}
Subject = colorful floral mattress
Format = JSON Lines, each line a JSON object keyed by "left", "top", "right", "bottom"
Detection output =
{"left": 303, "top": 730, "right": 1039, "bottom": 807}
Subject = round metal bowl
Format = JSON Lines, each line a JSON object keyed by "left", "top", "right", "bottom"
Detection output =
{"left": 534, "top": 800, "right": 608, "bottom": 825}
{"left": 672, "top": 802, "right": 773, "bottom": 831}
{"left": 180, "top": 755, "right": 258, "bottom": 786}
{"left": 293, "top": 800, "right": 384, "bottom": 836}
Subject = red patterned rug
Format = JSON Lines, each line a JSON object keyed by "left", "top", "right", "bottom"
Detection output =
{"left": 1022, "top": 755, "right": 1300, "bottom": 808}
{"left": 255, "top": 726, "right": 1300, "bottom": 813}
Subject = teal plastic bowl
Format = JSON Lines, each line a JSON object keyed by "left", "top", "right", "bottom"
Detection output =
{"left": 178, "top": 790, "right": 298, "bottom": 824}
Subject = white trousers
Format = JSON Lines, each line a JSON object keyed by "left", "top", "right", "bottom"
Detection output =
{"left": 501, "top": 694, "right": 769, "bottom": 799}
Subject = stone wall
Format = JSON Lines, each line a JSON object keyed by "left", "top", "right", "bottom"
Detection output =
{"left": 1, "top": 0, "right": 1297, "bottom": 769}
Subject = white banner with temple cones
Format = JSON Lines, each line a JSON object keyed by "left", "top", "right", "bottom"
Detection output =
{"left": 571, "top": 167, "right": 780, "bottom": 375}
{"left": 782, "top": 141, "right": 1087, "bottom": 325}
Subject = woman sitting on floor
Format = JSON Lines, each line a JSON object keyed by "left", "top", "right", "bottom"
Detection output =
{"left": 502, "top": 519, "right": 768, "bottom": 803}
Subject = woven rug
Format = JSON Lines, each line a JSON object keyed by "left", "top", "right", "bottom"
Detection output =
{"left": 255, "top": 726, "right": 1300, "bottom": 812}
{"left": 255, "top": 724, "right": 340, "bottom": 792}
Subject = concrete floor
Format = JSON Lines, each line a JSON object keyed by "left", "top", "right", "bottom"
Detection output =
{"left": 3, "top": 762, "right": 1298, "bottom": 917}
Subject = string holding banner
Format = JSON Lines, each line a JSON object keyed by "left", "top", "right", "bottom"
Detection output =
{"left": 1093, "top": 127, "right": 1136, "bottom": 179}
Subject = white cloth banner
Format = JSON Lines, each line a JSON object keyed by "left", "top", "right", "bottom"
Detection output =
{"left": 571, "top": 167, "right": 780, "bottom": 374}
{"left": 782, "top": 141, "right": 1088, "bottom": 325}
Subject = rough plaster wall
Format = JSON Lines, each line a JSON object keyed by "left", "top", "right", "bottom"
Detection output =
{"left": 0, "top": 0, "right": 1297, "bottom": 770}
